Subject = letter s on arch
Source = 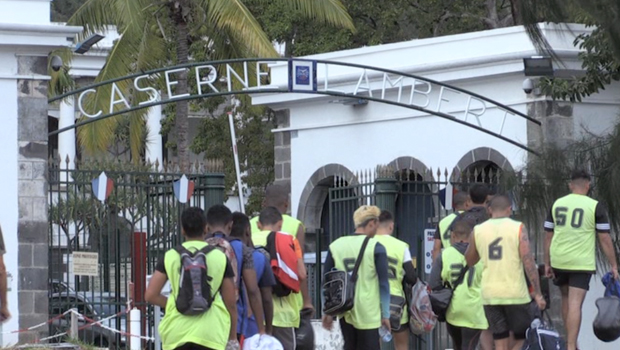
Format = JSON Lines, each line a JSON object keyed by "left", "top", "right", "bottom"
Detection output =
{"left": 78, "top": 89, "right": 102, "bottom": 118}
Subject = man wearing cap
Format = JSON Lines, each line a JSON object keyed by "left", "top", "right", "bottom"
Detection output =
{"left": 321, "top": 205, "right": 391, "bottom": 350}
{"left": 544, "top": 169, "right": 619, "bottom": 350}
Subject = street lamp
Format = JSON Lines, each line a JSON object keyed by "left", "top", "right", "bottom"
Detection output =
{"left": 74, "top": 33, "right": 105, "bottom": 54}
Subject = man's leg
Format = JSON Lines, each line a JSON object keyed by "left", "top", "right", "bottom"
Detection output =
{"left": 484, "top": 305, "right": 510, "bottom": 350}
{"left": 446, "top": 323, "right": 463, "bottom": 350}
{"left": 338, "top": 318, "right": 358, "bottom": 350}
{"left": 272, "top": 326, "right": 296, "bottom": 350}
{"left": 479, "top": 329, "right": 494, "bottom": 350}
{"left": 460, "top": 327, "right": 482, "bottom": 350}
{"left": 566, "top": 287, "right": 588, "bottom": 350}
{"left": 561, "top": 284, "right": 569, "bottom": 326}
{"left": 505, "top": 303, "right": 534, "bottom": 350}
{"left": 392, "top": 326, "right": 409, "bottom": 350}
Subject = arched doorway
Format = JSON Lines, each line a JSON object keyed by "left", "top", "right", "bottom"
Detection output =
{"left": 452, "top": 147, "right": 514, "bottom": 194}
{"left": 297, "top": 164, "right": 357, "bottom": 252}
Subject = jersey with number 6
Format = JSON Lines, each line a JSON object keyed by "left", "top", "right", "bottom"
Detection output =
{"left": 545, "top": 193, "right": 610, "bottom": 272}
{"left": 474, "top": 217, "right": 530, "bottom": 305}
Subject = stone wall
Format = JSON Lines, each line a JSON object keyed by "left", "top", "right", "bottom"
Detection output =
{"left": 16, "top": 56, "right": 50, "bottom": 342}
{"left": 274, "top": 109, "right": 292, "bottom": 213}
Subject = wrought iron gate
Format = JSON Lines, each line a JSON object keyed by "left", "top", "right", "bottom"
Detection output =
{"left": 48, "top": 159, "right": 224, "bottom": 348}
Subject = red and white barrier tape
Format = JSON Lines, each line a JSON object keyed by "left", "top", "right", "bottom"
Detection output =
{"left": 0, "top": 310, "right": 72, "bottom": 335}
{"left": 3, "top": 306, "right": 154, "bottom": 343}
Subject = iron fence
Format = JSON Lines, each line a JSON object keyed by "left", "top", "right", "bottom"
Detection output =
{"left": 48, "top": 159, "right": 225, "bottom": 348}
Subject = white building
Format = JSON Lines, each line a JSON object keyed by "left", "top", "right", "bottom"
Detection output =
{"left": 252, "top": 24, "right": 620, "bottom": 349}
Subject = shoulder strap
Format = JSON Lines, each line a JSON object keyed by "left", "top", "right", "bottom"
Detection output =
{"left": 350, "top": 235, "right": 372, "bottom": 283}
{"left": 451, "top": 266, "right": 469, "bottom": 290}
{"left": 174, "top": 245, "right": 190, "bottom": 255}
{"left": 199, "top": 245, "right": 217, "bottom": 255}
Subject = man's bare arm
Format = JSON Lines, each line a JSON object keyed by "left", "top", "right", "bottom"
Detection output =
{"left": 464, "top": 232, "right": 480, "bottom": 267}
{"left": 296, "top": 225, "right": 306, "bottom": 254}
{"left": 432, "top": 239, "right": 442, "bottom": 262}
{"left": 520, "top": 226, "right": 542, "bottom": 296}
{"left": 544, "top": 231, "right": 553, "bottom": 267}
{"left": 598, "top": 233, "right": 618, "bottom": 272}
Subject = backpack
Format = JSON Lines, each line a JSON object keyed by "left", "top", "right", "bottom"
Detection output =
{"left": 263, "top": 231, "right": 300, "bottom": 297}
{"left": 407, "top": 280, "right": 436, "bottom": 334}
{"left": 206, "top": 234, "right": 242, "bottom": 301}
{"left": 522, "top": 312, "right": 566, "bottom": 350}
{"left": 322, "top": 236, "right": 371, "bottom": 316}
{"left": 174, "top": 245, "right": 218, "bottom": 315}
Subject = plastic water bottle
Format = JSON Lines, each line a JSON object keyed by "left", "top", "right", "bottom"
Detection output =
{"left": 379, "top": 325, "right": 393, "bottom": 342}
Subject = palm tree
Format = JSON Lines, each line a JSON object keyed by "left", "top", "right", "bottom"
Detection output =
{"left": 66, "top": 0, "right": 354, "bottom": 170}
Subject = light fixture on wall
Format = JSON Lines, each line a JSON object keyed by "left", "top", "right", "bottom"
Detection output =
{"left": 328, "top": 97, "right": 368, "bottom": 106}
{"left": 74, "top": 33, "right": 105, "bottom": 54}
{"left": 523, "top": 56, "right": 554, "bottom": 77}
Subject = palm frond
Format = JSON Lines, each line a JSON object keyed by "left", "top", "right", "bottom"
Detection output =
{"left": 69, "top": 0, "right": 120, "bottom": 40}
{"left": 201, "top": 0, "right": 278, "bottom": 57}
{"left": 279, "top": 0, "right": 355, "bottom": 32}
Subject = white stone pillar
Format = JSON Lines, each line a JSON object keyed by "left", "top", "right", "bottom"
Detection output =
{"left": 58, "top": 97, "right": 76, "bottom": 177}
{"left": 145, "top": 103, "right": 163, "bottom": 170}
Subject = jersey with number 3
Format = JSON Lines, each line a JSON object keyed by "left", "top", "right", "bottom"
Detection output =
{"left": 475, "top": 217, "right": 530, "bottom": 305}
{"left": 546, "top": 194, "right": 609, "bottom": 272}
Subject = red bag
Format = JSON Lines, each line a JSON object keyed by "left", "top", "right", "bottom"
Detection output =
{"left": 266, "top": 231, "right": 300, "bottom": 297}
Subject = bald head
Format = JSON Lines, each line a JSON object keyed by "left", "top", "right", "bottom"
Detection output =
{"left": 488, "top": 195, "right": 512, "bottom": 217}
{"left": 263, "top": 184, "right": 289, "bottom": 213}
{"left": 453, "top": 192, "right": 469, "bottom": 210}
{"left": 451, "top": 220, "right": 473, "bottom": 242}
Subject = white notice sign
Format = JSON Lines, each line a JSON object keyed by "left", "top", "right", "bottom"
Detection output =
{"left": 424, "top": 229, "right": 436, "bottom": 274}
{"left": 72, "top": 252, "right": 99, "bottom": 277}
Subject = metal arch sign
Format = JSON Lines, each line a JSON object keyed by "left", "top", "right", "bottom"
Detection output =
{"left": 48, "top": 58, "right": 541, "bottom": 154}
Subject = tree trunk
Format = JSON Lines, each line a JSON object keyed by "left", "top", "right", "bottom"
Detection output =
{"left": 174, "top": 2, "right": 190, "bottom": 172}
{"left": 510, "top": 0, "right": 521, "bottom": 25}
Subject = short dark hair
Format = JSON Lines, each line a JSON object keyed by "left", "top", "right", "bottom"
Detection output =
{"left": 231, "top": 212, "right": 250, "bottom": 239}
{"left": 451, "top": 220, "right": 472, "bottom": 238}
{"left": 453, "top": 192, "right": 469, "bottom": 208}
{"left": 571, "top": 169, "right": 591, "bottom": 182}
{"left": 206, "top": 204, "right": 232, "bottom": 227}
{"left": 469, "top": 184, "right": 489, "bottom": 205}
{"left": 181, "top": 207, "right": 206, "bottom": 238}
{"left": 489, "top": 194, "right": 512, "bottom": 212}
{"left": 264, "top": 185, "right": 288, "bottom": 208}
{"left": 259, "top": 206, "right": 282, "bottom": 226}
{"left": 379, "top": 210, "right": 394, "bottom": 224}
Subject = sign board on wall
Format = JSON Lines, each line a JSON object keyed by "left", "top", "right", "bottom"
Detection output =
{"left": 424, "top": 229, "right": 436, "bottom": 274}
{"left": 71, "top": 252, "right": 99, "bottom": 276}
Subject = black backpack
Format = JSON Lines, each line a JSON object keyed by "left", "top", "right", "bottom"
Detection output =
{"left": 174, "top": 245, "right": 217, "bottom": 316}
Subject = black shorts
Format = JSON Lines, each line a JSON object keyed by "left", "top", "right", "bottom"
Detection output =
{"left": 339, "top": 318, "right": 379, "bottom": 350}
{"left": 484, "top": 303, "right": 532, "bottom": 340}
{"left": 552, "top": 269, "right": 593, "bottom": 291}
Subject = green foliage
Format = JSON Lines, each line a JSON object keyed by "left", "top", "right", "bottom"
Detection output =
{"left": 539, "top": 26, "right": 620, "bottom": 102}
{"left": 508, "top": 119, "right": 620, "bottom": 267}
{"left": 191, "top": 95, "right": 275, "bottom": 214}
{"left": 519, "top": 0, "right": 620, "bottom": 101}
{"left": 51, "top": 0, "right": 88, "bottom": 22}
{"left": 247, "top": 0, "right": 513, "bottom": 56}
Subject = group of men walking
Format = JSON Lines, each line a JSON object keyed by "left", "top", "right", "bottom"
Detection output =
{"left": 145, "top": 169, "right": 618, "bottom": 350}
{"left": 145, "top": 185, "right": 311, "bottom": 350}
